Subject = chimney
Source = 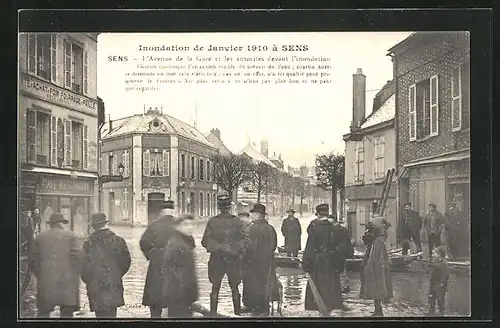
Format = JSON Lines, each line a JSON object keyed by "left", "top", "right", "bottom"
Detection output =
{"left": 108, "top": 114, "right": 112, "bottom": 132}
{"left": 351, "top": 68, "right": 366, "bottom": 130}
{"left": 211, "top": 128, "right": 221, "bottom": 139}
{"left": 261, "top": 140, "right": 269, "bottom": 158}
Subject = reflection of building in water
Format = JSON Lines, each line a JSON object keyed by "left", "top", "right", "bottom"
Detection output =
{"left": 284, "top": 275, "right": 302, "bottom": 302}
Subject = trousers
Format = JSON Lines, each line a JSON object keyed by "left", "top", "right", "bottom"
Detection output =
{"left": 95, "top": 307, "right": 117, "bottom": 318}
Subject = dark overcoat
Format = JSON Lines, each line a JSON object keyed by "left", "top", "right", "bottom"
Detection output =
{"left": 243, "top": 219, "right": 277, "bottom": 309}
{"left": 429, "top": 261, "right": 450, "bottom": 297}
{"left": 444, "top": 208, "right": 466, "bottom": 250}
{"left": 281, "top": 217, "right": 302, "bottom": 254}
{"left": 302, "top": 219, "right": 352, "bottom": 311}
{"left": 140, "top": 215, "right": 176, "bottom": 307}
{"left": 201, "top": 212, "right": 247, "bottom": 256}
{"left": 161, "top": 231, "right": 199, "bottom": 309}
{"left": 30, "top": 226, "right": 81, "bottom": 310}
{"left": 400, "top": 209, "right": 422, "bottom": 238}
{"left": 241, "top": 221, "right": 253, "bottom": 307}
{"left": 81, "top": 228, "right": 131, "bottom": 312}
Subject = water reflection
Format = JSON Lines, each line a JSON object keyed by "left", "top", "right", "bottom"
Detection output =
{"left": 284, "top": 275, "right": 302, "bottom": 303}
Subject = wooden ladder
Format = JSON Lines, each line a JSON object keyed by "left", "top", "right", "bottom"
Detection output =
{"left": 376, "top": 168, "right": 395, "bottom": 216}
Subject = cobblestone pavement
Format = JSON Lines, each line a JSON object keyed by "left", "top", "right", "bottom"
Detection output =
{"left": 20, "top": 215, "right": 470, "bottom": 318}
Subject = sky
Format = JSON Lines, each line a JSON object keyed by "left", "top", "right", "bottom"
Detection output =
{"left": 97, "top": 32, "right": 412, "bottom": 167}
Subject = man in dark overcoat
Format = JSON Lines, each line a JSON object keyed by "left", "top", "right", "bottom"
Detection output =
{"left": 30, "top": 213, "right": 81, "bottom": 318}
{"left": 140, "top": 200, "right": 177, "bottom": 318}
{"left": 238, "top": 212, "right": 253, "bottom": 312}
{"left": 444, "top": 202, "right": 466, "bottom": 260}
{"left": 281, "top": 209, "right": 302, "bottom": 257}
{"left": 201, "top": 195, "right": 248, "bottom": 316}
{"left": 424, "top": 204, "right": 445, "bottom": 259}
{"left": 329, "top": 215, "right": 353, "bottom": 294}
{"left": 243, "top": 203, "right": 277, "bottom": 316}
{"left": 81, "top": 213, "right": 131, "bottom": 318}
{"left": 400, "top": 202, "right": 422, "bottom": 255}
{"left": 303, "top": 204, "right": 351, "bottom": 313}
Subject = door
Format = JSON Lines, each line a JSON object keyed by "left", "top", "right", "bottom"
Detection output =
{"left": 108, "top": 192, "right": 115, "bottom": 223}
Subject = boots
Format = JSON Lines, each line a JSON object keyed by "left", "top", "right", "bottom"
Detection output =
{"left": 210, "top": 292, "right": 219, "bottom": 317}
{"left": 232, "top": 292, "right": 241, "bottom": 315}
{"left": 371, "top": 300, "right": 383, "bottom": 317}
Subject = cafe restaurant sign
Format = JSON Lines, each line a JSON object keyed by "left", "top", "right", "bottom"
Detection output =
{"left": 38, "top": 176, "right": 92, "bottom": 195}
{"left": 20, "top": 74, "right": 97, "bottom": 114}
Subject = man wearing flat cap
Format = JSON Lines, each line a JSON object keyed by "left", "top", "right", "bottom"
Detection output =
{"left": 201, "top": 194, "right": 248, "bottom": 316}
{"left": 303, "top": 204, "right": 351, "bottom": 313}
{"left": 281, "top": 209, "right": 302, "bottom": 258}
{"left": 242, "top": 203, "right": 277, "bottom": 316}
{"left": 81, "top": 213, "right": 131, "bottom": 318}
{"left": 140, "top": 200, "right": 177, "bottom": 317}
{"left": 30, "top": 213, "right": 81, "bottom": 318}
{"left": 424, "top": 203, "right": 445, "bottom": 259}
{"left": 400, "top": 202, "right": 422, "bottom": 255}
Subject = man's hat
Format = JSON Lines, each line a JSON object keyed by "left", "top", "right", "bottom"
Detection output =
{"left": 250, "top": 203, "right": 266, "bottom": 215}
{"left": 160, "top": 200, "right": 175, "bottom": 209}
{"left": 428, "top": 203, "right": 437, "bottom": 208}
{"left": 286, "top": 209, "right": 295, "bottom": 214}
{"left": 91, "top": 213, "right": 108, "bottom": 226}
{"left": 47, "top": 213, "right": 68, "bottom": 224}
{"left": 238, "top": 212, "right": 250, "bottom": 217}
{"left": 217, "top": 194, "right": 232, "bottom": 208}
{"left": 404, "top": 202, "right": 412, "bottom": 206}
{"left": 316, "top": 204, "right": 329, "bottom": 215}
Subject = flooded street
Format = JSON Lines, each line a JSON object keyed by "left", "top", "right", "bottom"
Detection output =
{"left": 21, "top": 214, "right": 470, "bottom": 318}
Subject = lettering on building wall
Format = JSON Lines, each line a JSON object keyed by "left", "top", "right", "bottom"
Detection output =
{"left": 38, "top": 176, "right": 92, "bottom": 195}
{"left": 88, "top": 141, "right": 98, "bottom": 171}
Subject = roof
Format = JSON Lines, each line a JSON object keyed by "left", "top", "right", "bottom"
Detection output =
{"left": 387, "top": 31, "right": 469, "bottom": 55}
{"left": 240, "top": 144, "right": 278, "bottom": 169}
{"left": 206, "top": 131, "right": 232, "bottom": 155}
{"left": 102, "top": 112, "right": 216, "bottom": 148}
{"left": 360, "top": 94, "right": 395, "bottom": 129}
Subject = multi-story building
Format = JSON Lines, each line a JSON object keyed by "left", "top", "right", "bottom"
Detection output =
{"left": 343, "top": 68, "right": 397, "bottom": 247}
{"left": 100, "top": 107, "right": 218, "bottom": 226}
{"left": 19, "top": 33, "right": 99, "bottom": 238}
{"left": 388, "top": 32, "right": 470, "bottom": 258}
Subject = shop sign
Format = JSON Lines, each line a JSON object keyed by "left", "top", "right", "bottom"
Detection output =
{"left": 20, "top": 74, "right": 97, "bottom": 114}
{"left": 38, "top": 176, "right": 92, "bottom": 195}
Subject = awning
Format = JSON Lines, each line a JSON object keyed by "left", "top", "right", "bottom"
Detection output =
{"left": 403, "top": 153, "right": 470, "bottom": 169}
{"left": 22, "top": 166, "right": 98, "bottom": 179}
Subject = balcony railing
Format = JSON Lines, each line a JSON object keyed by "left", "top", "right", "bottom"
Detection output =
{"left": 36, "top": 154, "right": 48, "bottom": 165}
{"left": 72, "top": 160, "right": 81, "bottom": 170}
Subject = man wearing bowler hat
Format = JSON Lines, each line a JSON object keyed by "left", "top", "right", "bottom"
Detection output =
{"left": 30, "top": 213, "right": 81, "bottom": 318}
{"left": 281, "top": 209, "right": 302, "bottom": 257}
{"left": 81, "top": 213, "right": 131, "bottom": 318}
{"left": 140, "top": 200, "right": 177, "bottom": 318}
{"left": 242, "top": 203, "right": 278, "bottom": 316}
{"left": 201, "top": 194, "right": 248, "bottom": 316}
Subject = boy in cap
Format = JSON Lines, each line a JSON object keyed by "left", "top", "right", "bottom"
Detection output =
{"left": 81, "top": 213, "right": 131, "bottom": 318}
{"left": 427, "top": 245, "right": 450, "bottom": 316}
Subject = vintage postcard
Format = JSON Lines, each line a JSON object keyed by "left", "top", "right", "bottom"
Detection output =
{"left": 18, "top": 29, "right": 472, "bottom": 319}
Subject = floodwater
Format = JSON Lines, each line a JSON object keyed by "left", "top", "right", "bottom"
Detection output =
{"left": 20, "top": 214, "right": 470, "bottom": 318}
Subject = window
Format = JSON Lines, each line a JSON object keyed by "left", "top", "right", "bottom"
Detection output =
{"left": 207, "top": 193, "right": 211, "bottom": 216}
{"left": 181, "top": 154, "right": 186, "bottom": 178}
{"left": 200, "top": 192, "right": 204, "bottom": 216}
{"left": 123, "top": 151, "right": 130, "bottom": 178}
{"left": 26, "top": 110, "right": 50, "bottom": 165}
{"left": 27, "top": 34, "right": 57, "bottom": 83}
{"left": 108, "top": 154, "right": 114, "bottom": 175}
{"left": 56, "top": 118, "right": 64, "bottom": 167}
{"left": 199, "top": 159, "right": 204, "bottom": 181}
{"left": 354, "top": 142, "right": 364, "bottom": 182}
{"left": 162, "top": 150, "right": 170, "bottom": 176}
{"left": 409, "top": 75, "right": 439, "bottom": 141}
{"left": 452, "top": 61, "right": 470, "bottom": 131}
{"left": 71, "top": 121, "right": 83, "bottom": 169}
{"left": 143, "top": 150, "right": 150, "bottom": 176}
{"left": 150, "top": 151, "right": 163, "bottom": 176}
{"left": 190, "top": 156, "right": 196, "bottom": 180}
{"left": 374, "top": 136, "right": 385, "bottom": 180}
{"left": 181, "top": 192, "right": 186, "bottom": 213}
{"left": 64, "top": 39, "right": 89, "bottom": 95}
{"left": 122, "top": 189, "right": 129, "bottom": 221}
{"left": 206, "top": 161, "right": 211, "bottom": 181}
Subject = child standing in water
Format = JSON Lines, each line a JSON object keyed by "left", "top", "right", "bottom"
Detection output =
{"left": 428, "top": 245, "right": 450, "bottom": 316}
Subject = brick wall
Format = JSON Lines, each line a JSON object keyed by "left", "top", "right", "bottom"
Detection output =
{"left": 395, "top": 32, "right": 470, "bottom": 167}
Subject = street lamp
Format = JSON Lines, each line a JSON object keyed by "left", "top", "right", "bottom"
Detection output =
{"left": 98, "top": 163, "right": 125, "bottom": 212}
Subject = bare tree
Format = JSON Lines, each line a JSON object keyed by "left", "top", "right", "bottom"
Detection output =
{"left": 249, "top": 161, "right": 273, "bottom": 203}
{"left": 212, "top": 153, "right": 253, "bottom": 198}
{"left": 315, "top": 153, "right": 345, "bottom": 217}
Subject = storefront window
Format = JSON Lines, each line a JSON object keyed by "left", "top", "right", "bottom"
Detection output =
{"left": 72, "top": 197, "right": 89, "bottom": 239}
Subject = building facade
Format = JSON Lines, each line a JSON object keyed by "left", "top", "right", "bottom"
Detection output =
{"left": 19, "top": 33, "right": 99, "bottom": 238}
{"left": 388, "top": 32, "right": 470, "bottom": 257}
{"left": 343, "top": 69, "right": 397, "bottom": 247}
{"left": 100, "top": 108, "right": 218, "bottom": 226}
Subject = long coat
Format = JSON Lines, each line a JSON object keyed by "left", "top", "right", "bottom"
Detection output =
{"left": 81, "top": 228, "right": 131, "bottom": 312}
{"left": 161, "top": 231, "right": 199, "bottom": 308}
{"left": 30, "top": 226, "right": 81, "bottom": 310}
{"left": 281, "top": 216, "right": 302, "bottom": 254}
{"left": 400, "top": 209, "right": 422, "bottom": 238}
{"left": 243, "top": 219, "right": 277, "bottom": 309}
{"left": 140, "top": 215, "right": 176, "bottom": 307}
{"left": 359, "top": 219, "right": 393, "bottom": 301}
{"left": 303, "top": 219, "right": 352, "bottom": 311}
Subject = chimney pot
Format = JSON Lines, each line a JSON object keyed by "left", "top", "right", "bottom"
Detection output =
{"left": 356, "top": 68, "right": 363, "bottom": 74}
{"left": 352, "top": 67, "right": 367, "bottom": 129}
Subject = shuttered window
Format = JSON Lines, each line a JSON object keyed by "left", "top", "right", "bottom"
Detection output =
{"left": 83, "top": 50, "right": 89, "bottom": 95}
{"left": 190, "top": 156, "right": 196, "bottom": 180}
{"left": 355, "top": 142, "right": 364, "bottom": 182}
{"left": 64, "top": 119, "right": 72, "bottom": 167}
{"left": 374, "top": 136, "right": 385, "bottom": 179}
{"left": 429, "top": 75, "right": 439, "bottom": 136}
{"left": 123, "top": 151, "right": 130, "bottom": 178}
{"left": 50, "top": 116, "right": 57, "bottom": 166}
{"left": 27, "top": 34, "right": 56, "bottom": 83}
{"left": 206, "top": 160, "right": 211, "bottom": 182}
{"left": 26, "top": 110, "right": 36, "bottom": 163}
{"left": 451, "top": 65, "right": 462, "bottom": 131}
{"left": 143, "top": 150, "right": 150, "bottom": 176}
{"left": 180, "top": 154, "right": 186, "bottom": 178}
{"left": 113, "top": 154, "right": 118, "bottom": 175}
{"left": 408, "top": 84, "right": 417, "bottom": 141}
{"left": 199, "top": 159, "right": 204, "bottom": 181}
{"left": 64, "top": 39, "right": 86, "bottom": 94}
{"left": 162, "top": 150, "right": 170, "bottom": 176}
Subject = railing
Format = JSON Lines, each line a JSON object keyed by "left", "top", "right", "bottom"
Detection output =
{"left": 36, "top": 154, "right": 48, "bottom": 165}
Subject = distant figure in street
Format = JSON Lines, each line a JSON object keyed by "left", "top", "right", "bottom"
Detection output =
{"left": 424, "top": 204, "right": 445, "bottom": 259}
{"left": 243, "top": 203, "right": 277, "bottom": 316}
{"left": 400, "top": 202, "right": 422, "bottom": 255}
{"left": 201, "top": 195, "right": 247, "bottom": 316}
{"left": 140, "top": 200, "right": 177, "bottom": 318}
{"left": 238, "top": 212, "right": 253, "bottom": 312}
{"left": 427, "top": 245, "right": 450, "bottom": 316}
{"left": 281, "top": 209, "right": 302, "bottom": 257}
{"left": 24, "top": 209, "right": 34, "bottom": 235}
{"left": 360, "top": 215, "right": 393, "bottom": 317}
{"left": 162, "top": 213, "right": 199, "bottom": 317}
{"left": 329, "top": 214, "right": 354, "bottom": 294}
{"left": 303, "top": 205, "right": 351, "bottom": 314}
{"left": 444, "top": 202, "right": 465, "bottom": 261}
{"left": 33, "top": 208, "right": 42, "bottom": 234}
{"left": 30, "top": 213, "right": 81, "bottom": 318}
{"left": 81, "top": 213, "right": 131, "bottom": 318}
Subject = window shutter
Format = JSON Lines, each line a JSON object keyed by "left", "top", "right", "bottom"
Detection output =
{"left": 451, "top": 66, "right": 462, "bottom": 131}
{"left": 430, "top": 75, "right": 439, "bottom": 136}
{"left": 143, "top": 150, "right": 150, "bottom": 176}
{"left": 50, "top": 116, "right": 57, "bottom": 166}
{"left": 408, "top": 84, "right": 417, "bottom": 141}
{"left": 380, "top": 137, "right": 385, "bottom": 178}
{"left": 26, "top": 110, "right": 37, "bottom": 163}
{"left": 113, "top": 154, "right": 118, "bottom": 175}
{"left": 64, "top": 119, "right": 72, "bottom": 167}
{"left": 162, "top": 150, "right": 169, "bottom": 176}
{"left": 50, "top": 34, "right": 57, "bottom": 83}
{"left": 102, "top": 154, "right": 108, "bottom": 175}
{"left": 374, "top": 138, "right": 379, "bottom": 179}
{"left": 83, "top": 124, "right": 88, "bottom": 169}
{"left": 27, "top": 34, "right": 37, "bottom": 74}
{"left": 64, "top": 40, "right": 72, "bottom": 88}
{"left": 83, "top": 50, "right": 89, "bottom": 95}
{"left": 207, "top": 161, "right": 211, "bottom": 181}
{"left": 123, "top": 152, "right": 129, "bottom": 177}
